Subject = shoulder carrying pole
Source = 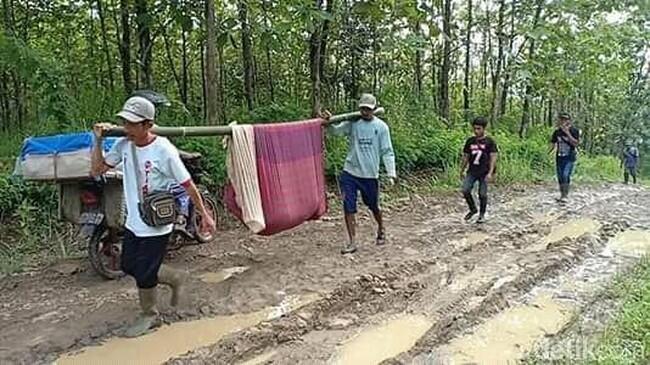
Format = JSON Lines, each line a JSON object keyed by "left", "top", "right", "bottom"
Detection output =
{"left": 104, "top": 108, "right": 385, "bottom": 137}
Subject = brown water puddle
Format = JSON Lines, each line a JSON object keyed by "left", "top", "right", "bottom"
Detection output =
{"left": 238, "top": 350, "right": 278, "bottom": 365}
{"left": 56, "top": 294, "right": 318, "bottom": 365}
{"left": 198, "top": 266, "right": 249, "bottom": 284}
{"left": 527, "top": 218, "right": 600, "bottom": 251}
{"left": 452, "top": 232, "right": 489, "bottom": 251}
{"left": 436, "top": 293, "right": 573, "bottom": 364}
{"left": 544, "top": 218, "right": 601, "bottom": 244}
{"left": 531, "top": 211, "right": 559, "bottom": 225}
{"left": 609, "top": 230, "right": 650, "bottom": 256}
{"left": 333, "top": 315, "right": 432, "bottom": 365}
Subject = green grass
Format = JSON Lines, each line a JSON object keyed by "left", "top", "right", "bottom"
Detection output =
{"left": 525, "top": 259, "right": 650, "bottom": 364}
{"left": 586, "top": 258, "right": 650, "bottom": 364}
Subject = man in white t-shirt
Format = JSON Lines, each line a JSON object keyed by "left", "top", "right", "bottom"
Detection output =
{"left": 91, "top": 96, "right": 215, "bottom": 337}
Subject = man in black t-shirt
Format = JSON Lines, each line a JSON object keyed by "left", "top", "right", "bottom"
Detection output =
{"left": 460, "top": 117, "right": 499, "bottom": 223}
{"left": 549, "top": 113, "right": 580, "bottom": 203}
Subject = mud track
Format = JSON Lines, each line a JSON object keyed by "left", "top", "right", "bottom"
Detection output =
{"left": 1, "top": 183, "right": 648, "bottom": 364}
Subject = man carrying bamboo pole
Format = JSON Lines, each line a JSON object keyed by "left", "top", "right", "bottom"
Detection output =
{"left": 324, "top": 94, "right": 397, "bottom": 254}
{"left": 91, "top": 96, "right": 216, "bottom": 337}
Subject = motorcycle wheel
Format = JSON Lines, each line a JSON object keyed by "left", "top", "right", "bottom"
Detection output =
{"left": 192, "top": 191, "right": 219, "bottom": 243}
{"left": 87, "top": 223, "right": 124, "bottom": 280}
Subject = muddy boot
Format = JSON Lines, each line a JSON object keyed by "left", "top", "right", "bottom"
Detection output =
{"left": 464, "top": 210, "right": 477, "bottom": 221}
{"left": 158, "top": 264, "right": 188, "bottom": 307}
{"left": 477, "top": 197, "right": 487, "bottom": 223}
{"left": 557, "top": 184, "right": 568, "bottom": 203}
{"left": 124, "top": 288, "right": 159, "bottom": 338}
{"left": 376, "top": 231, "right": 386, "bottom": 246}
{"left": 463, "top": 192, "right": 477, "bottom": 221}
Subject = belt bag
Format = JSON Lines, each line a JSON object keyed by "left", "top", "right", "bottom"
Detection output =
{"left": 131, "top": 142, "right": 177, "bottom": 227}
{"left": 138, "top": 190, "right": 176, "bottom": 226}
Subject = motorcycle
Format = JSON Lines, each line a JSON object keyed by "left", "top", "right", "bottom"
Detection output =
{"left": 62, "top": 150, "right": 219, "bottom": 279}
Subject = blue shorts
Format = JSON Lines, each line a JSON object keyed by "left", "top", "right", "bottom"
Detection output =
{"left": 339, "top": 171, "right": 379, "bottom": 214}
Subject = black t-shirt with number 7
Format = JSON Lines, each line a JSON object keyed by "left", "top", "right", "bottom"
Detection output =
{"left": 463, "top": 136, "right": 499, "bottom": 178}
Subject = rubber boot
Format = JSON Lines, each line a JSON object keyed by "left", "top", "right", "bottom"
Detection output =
{"left": 564, "top": 184, "right": 571, "bottom": 200}
{"left": 124, "top": 287, "right": 159, "bottom": 338}
{"left": 558, "top": 184, "right": 566, "bottom": 199}
{"left": 463, "top": 192, "right": 478, "bottom": 221}
{"left": 477, "top": 196, "right": 488, "bottom": 223}
{"left": 158, "top": 264, "right": 188, "bottom": 307}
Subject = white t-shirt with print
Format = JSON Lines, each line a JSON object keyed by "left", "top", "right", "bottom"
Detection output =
{"left": 105, "top": 137, "right": 191, "bottom": 237}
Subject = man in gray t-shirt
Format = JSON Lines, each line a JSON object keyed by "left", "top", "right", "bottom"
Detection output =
{"left": 325, "top": 94, "right": 396, "bottom": 254}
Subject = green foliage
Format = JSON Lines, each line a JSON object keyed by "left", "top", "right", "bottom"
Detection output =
{"left": 588, "top": 258, "right": 650, "bottom": 364}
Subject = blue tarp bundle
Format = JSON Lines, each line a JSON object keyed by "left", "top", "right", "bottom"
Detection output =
{"left": 19, "top": 132, "right": 118, "bottom": 160}
{"left": 15, "top": 132, "right": 121, "bottom": 180}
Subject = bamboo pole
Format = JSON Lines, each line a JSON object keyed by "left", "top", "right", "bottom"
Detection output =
{"left": 105, "top": 108, "right": 385, "bottom": 137}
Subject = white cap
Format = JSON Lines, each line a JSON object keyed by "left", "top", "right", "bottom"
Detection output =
{"left": 117, "top": 96, "right": 155, "bottom": 123}
{"left": 358, "top": 93, "right": 377, "bottom": 109}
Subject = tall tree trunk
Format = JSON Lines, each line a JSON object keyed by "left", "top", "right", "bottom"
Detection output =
{"left": 162, "top": 30, "right": 183, "bottom": 103}
{"left": 265, "top": 46, "right": 275, "bottom": 102}
{"left": 87, "top": 1, "right": 100, "bottom": 89}
{"left": 205, "top": 0, "right": 222, "bottom": 125}
{"left": 372, "top": 35, "right": 378, "bottom": 94}
{"left": 181, "top": 27, "right": 189, "bottom": 105}
{"left": 463, "top": 0, "right": 472, "bottom": 115}
{"left": 490, "top": 0, "right": 505, "bottom": 124}
{"left": 135, "top": 0, "right": 152, "bottom": 89}
{"left": 261, "top": 0, "right": 275, "bottom": 102}
{"left": 309, "top": 0, "right": 324, "bottom": 117}
{"left": 438, "top": 0, "right": 452, "bottom": 125}
{"left": 518, "top": 0, "right": 544, "bottom": 138}
{"left": 430, "top": 42, "right": 438, "bottom": 111}
{"left": 499, "top": 0, "right": 517, "bottom": 118}
{"left": 413, "top": 21, "right": 423, "bottom": 98}
{"left": 200, "top": 40, "right": 207, "bottom": 120}
{"left": 238, "top": 0, "right": 255, "bottom": 111}
{"left": 2, "top": 0, "right": 14, "bottom": 129}
{"left": 319, "top": 0, "right": 333, "bottom": 102}
{"left": 117, "top": 0, "right": 133, "bottom": 95}
{"left": 96, "top": 0, "right": 115, "bottom": 92}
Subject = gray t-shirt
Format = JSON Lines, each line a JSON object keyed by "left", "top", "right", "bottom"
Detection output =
{"left": 328, "top": 117, "right": 396, "bottom": 179}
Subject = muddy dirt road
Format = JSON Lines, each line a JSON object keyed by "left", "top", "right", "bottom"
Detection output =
{"left": 2, "top": 183, "right": 650, "bottom": 364}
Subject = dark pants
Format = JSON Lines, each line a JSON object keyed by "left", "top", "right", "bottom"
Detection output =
{"left": 624, "top": 166, "right": 637, "bottom": 184}
{"left": 121, "top": 230, "right": 170, "bottom": 289}
{"left": 556, "top": 157, "right": 575, "bottom": 185}
{"left": 462, "top": 174, "right": 488, "bottom": 214}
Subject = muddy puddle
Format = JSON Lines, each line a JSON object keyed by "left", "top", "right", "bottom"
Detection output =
{"left": 238, "top": 350, "right": 278, "bottom": 365}
{"left": 56, "top": 294, "right": 318, "bottom": 365}
{"left": 197, "top": 266, "right": 249, "bottom": 284}
{"left": 525, "top": 218, "right": 601, "bottom": 251}
{"left": 544, "top": 218, "right": 601, "bottom": 245}
{"left": 435, "top": 293, "right": 573, "bottom": 364}
{"left": 332, "top": 315, "right": 432, "bottom": 365}
{"left": 608, "top": 230, "right": 650, "bottom": 256}
{"left": 431, "top": 227, "right": 650, "bottom": 364}
{"left": 452, "top": 232, "right": 489, "bottom": 250}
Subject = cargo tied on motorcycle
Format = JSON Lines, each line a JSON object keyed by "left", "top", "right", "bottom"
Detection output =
{"left": 12, "top": 109, "right": 377, "bottom": 279}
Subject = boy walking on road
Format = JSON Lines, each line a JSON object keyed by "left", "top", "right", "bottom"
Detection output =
{"left": 325, "top": 94, "right": 396, "bottom": 254}
{"left": 550, "top": 113, "right": 580, "bottom": 203}
{"left": 460, "top": 117, "right": 499, "bottom": 224}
